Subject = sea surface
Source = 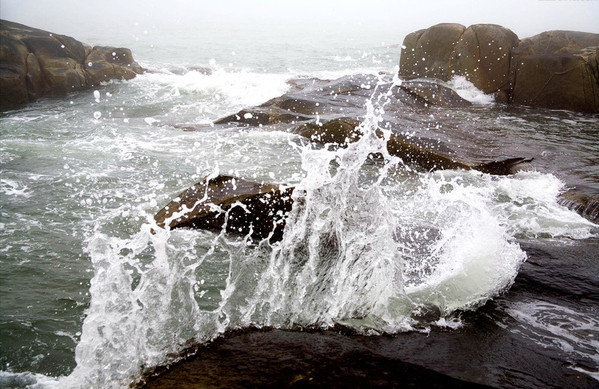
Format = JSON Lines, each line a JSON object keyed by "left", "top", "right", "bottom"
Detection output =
{"left": 1, "top": 21, "right": 598, "bottom": 388}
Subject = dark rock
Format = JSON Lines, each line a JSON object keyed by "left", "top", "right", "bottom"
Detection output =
{"left": 399, "top": 23, "right": 519, "bottom": 97}
{"left": 0, "top": 20, "right": 142, "bottom": 109}
{"left": 85, "top": 46, "right": 142, "bottom": 87}
{"left": 472, "top": 157, "right": 534, "bottom": 176}
{"left": 154, "top": 175, "right": 295, "bottom": 242}
{"left": 214, "top": 74, "right": 476, "bottom": 132}
{"left": 514, "top": 30, "right": 599, "bottom": 56}
{"left": 296, "top": 117, "right": 362, "bottom": 145}
{"left": 0, "top": 27, "right": 37, "bottom": 106}
{"left": 137, "top": 329, "right": 497, "bottom": 389}
{"left": 214, "top": 107, "right": 312, "bottom": 127}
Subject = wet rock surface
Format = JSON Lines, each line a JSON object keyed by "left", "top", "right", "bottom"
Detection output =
{"left": 158, "top": 72, "right": 597, "bottom": 236}
{"left": 399, "top": 23, "right": 467, "bottom": 81}
{"left": 137, "top": 239, "right": 599, "bottom": 389}
{"left": 154, "top": 175, "right": 294, "bottom": 242}
{"left": 0, "top": 20, "right": 142, "bottom": 109}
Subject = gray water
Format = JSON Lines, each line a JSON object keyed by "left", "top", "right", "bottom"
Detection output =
{"left": 1, "top": 21, "right": 598, "bottom": 388}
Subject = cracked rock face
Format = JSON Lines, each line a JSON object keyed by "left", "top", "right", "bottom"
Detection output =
{"left": 0, "top": 20, "right": 142, "bottom": 109}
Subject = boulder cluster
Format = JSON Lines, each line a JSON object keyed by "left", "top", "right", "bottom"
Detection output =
{"left": 399, "top": 23, "right": 599, "bottom": 113}
{"left": 0, "top": 20, "right": 143, "bottom": 109}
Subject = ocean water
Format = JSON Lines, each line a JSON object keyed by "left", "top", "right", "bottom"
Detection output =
{"left": 1, "top": 21, "right": 599, "bottom": 388}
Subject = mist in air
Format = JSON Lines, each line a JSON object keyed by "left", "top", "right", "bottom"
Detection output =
{"left": 2, "top": 0, "right": 599, "bottom": 52}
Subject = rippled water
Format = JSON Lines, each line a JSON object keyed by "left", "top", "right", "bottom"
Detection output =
{"left": 1, "top": 23, "right": 598, "bottom": 388}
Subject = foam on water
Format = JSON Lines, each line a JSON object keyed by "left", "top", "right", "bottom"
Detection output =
{"left": 138, "top": 67, "right": 290, "bottom": 110}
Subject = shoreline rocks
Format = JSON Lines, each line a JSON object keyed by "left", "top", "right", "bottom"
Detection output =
{"left": 399, "top": 23, "right": 599, "bottom": 113}
{"left": 0, "top": 20, "right": 143, "bottom": 110}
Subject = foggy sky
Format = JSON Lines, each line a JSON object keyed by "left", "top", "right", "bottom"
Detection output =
{"left": 2, "top": 0, "right": 598, "bottom": 44}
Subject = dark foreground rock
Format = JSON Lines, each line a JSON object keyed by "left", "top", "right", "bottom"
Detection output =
{"left": 399, "top": 23, "right": 599, "bottom": 112}
{"left": 0, "top": 20, "right": 142, "bottom": 109}
{"left": 154, "top": 175, "right": 294, "bottom": 242}
{"left": 136, "top": 239, "right": 599, "bottom": 389}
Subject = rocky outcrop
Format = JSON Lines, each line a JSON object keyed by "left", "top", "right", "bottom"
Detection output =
{"left": 0, "top": 20, "right": 142, "bottom": 109}
{"left": 399, "top": 23, "right": 519, "bottom": 98}
{"left": 511, "top": 31, "right": 599, "bottom": 112}
{"left": 399, "top": 23, "right": 599, "bottom": 112}
{"left": 154, "top": 175, "right": 294, "bottom": 242}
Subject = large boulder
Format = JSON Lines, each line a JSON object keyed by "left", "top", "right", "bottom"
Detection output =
{"left": 448, "top": 24, "right": 519, "bottom": 97}
{"left": 0, "top": 20, "right": 142, "bottom": 109}
{"left": 399, "top": 23, "right": 466, "bottom": 80}
{"left": 511, "top": 31, "right": 599, "bottom": 112}
{"left": 514, "top": 30, "right": 599, "bottom": 56}
{"left": 154, "top": 175, "right": 295, "bottom": 242}
{"left": 399, "top": 23, "right": 519, "bottom": 98}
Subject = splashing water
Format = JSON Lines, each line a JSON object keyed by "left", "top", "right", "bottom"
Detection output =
{"left": 51, "top": 78, "right": 597, "bottom": 388}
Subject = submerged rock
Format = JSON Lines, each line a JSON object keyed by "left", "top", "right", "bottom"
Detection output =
{"left": 296, "top": 117, "right": 532, "bottom": 175}
{"left": 399, "top": 79, "right": 472, "bottom": 108}
{"left": 214, "top": 74, "right": 479, "bottom": 133}
{"left": 154, "top": 175, "right": 294, "bottom": 242}
{"left": 0, "top": 20, "right": 142, "bottom": 109}
{"left": 296, "top": 117, "right": 362, "bottom": 145}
